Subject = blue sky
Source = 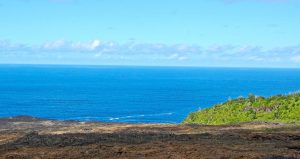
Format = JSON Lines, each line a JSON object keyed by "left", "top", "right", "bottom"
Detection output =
{"left": 0, "top": 0, "right": 300, "bottom": 67}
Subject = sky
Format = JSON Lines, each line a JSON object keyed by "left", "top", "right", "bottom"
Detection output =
{"left": 0, "top": 0, "right": 300, "bottom": 67}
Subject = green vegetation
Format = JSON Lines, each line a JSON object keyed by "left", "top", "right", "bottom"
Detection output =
{"left": 183, "top": 93, "right": 300, "bottom": 125}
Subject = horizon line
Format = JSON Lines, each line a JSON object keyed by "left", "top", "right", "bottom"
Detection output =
{"left": 1, "top": 63, "right": 300, "bottom": 69}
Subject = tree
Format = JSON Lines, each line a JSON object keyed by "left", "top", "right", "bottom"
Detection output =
{"left": 248, "top": 93, "right": 256, "bottom": 103}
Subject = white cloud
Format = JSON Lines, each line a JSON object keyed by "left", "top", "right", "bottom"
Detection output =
{"left": 167, "top": 53, "right": 188, "bottom": 61}
{"left": 236, "top": 46, "right": 261, "bottom": 54}
{"left": 43, "top": 40, "right": 65, "bottom": 50}
{"left": 90, "top": 40, "right": 101, "bottom": 50}
{"left": 71, "top": 40, "right": 101, "bottom": 51}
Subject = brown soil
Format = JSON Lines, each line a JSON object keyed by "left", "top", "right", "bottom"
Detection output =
{"left": 0, "top": 116, "right": 299, "bottom": 159}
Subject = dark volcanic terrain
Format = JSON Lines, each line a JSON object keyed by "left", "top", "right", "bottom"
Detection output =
{"left": 0, "top": 116, "right": 299, "bottom": 159}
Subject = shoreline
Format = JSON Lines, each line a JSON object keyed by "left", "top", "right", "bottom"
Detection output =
{"left": 2, "top": 115, "right": 299, "bottom": 126}
{"left": 0, "top": 115, "right": 180, "bottom": 125}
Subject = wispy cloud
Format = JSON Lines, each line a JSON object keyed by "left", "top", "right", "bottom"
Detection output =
{"left": 291, "top": 55, "right": 300, "bottom": 63}
{"left": 167, "top": 53, "right": 188, "bottom": 61}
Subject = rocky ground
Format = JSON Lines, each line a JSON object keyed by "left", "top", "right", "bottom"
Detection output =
{"left": 0, "top": 116, "right": 299, "bottom": 159}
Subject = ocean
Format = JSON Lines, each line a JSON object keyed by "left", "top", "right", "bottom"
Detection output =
{"left": 0, "top": 65, "right": 300, "bottom": 123}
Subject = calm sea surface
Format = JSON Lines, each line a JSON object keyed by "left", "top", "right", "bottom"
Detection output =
{"left": 0, "top": 65, "right": 300, "bottom": 123}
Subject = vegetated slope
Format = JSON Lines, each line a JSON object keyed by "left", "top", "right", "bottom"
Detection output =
{"left": 184, "top": 93, "right": 300, "bottom": 125}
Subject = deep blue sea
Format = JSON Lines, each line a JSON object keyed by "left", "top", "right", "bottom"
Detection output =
{"left": 0, "top": 65, "right": 300, "bottom": 123}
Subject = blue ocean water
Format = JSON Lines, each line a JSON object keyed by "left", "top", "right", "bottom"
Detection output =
{"left": 0, "top": 65, "right": 300, "bottom": 123}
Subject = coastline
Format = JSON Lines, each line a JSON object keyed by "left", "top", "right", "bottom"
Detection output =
{"left": 1, "top": 116, "right": 299, "bottom": 159}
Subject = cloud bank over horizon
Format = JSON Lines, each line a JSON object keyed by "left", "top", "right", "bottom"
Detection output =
{"left": 1, "top": 39, "right": 299, "bottom": 67}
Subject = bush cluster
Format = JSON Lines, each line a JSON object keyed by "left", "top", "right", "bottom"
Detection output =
{"left": 183, "top": 93, "right": 300, "bottom": 125}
